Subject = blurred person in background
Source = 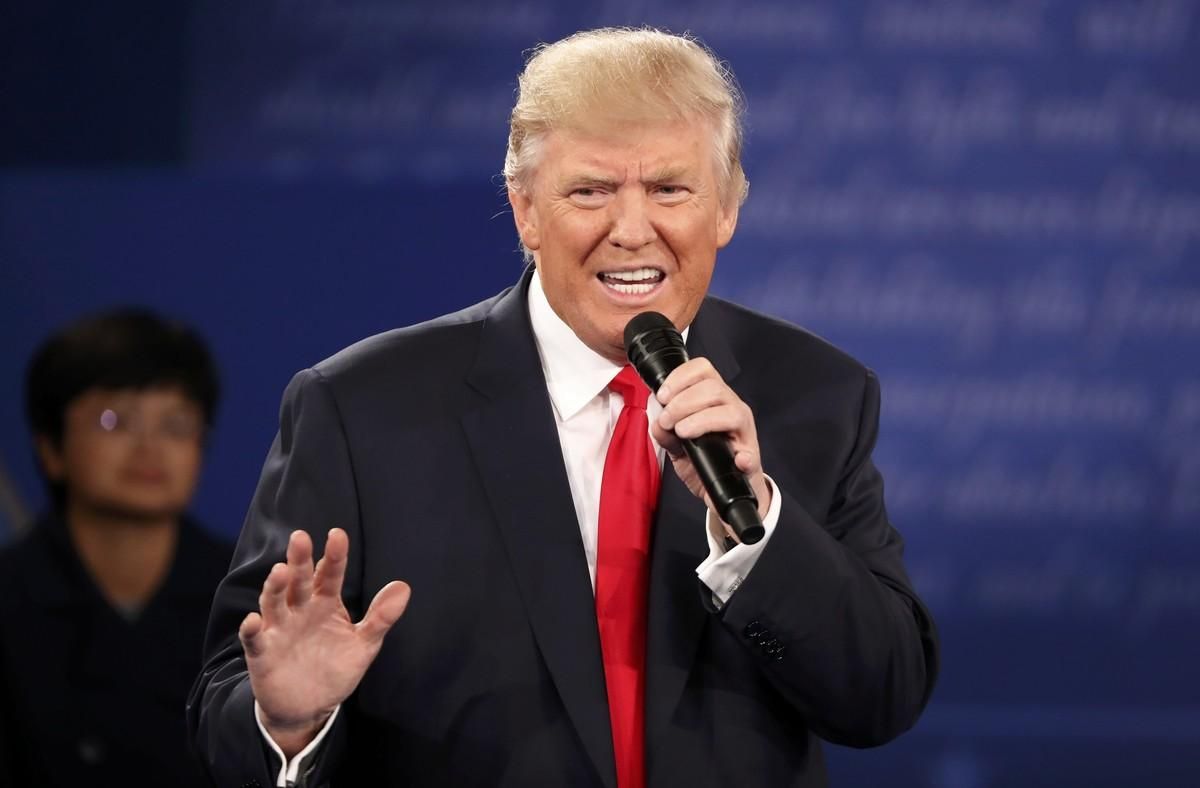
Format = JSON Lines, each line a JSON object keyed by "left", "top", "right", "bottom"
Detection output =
{"left": 0, "top": 308, "right": 232, "bottom": 787}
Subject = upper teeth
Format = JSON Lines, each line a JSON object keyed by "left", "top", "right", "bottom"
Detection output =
{"left": 606, "top": 268, "right": 660, "bottom": 282}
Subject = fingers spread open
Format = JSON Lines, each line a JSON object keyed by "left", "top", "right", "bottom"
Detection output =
{"left": 286, "top": 529, "right": 316, "bottom": 607}
{"left": 260, "top": 562, "right": 291, "bottom": 626}
{"left": 357, "top": 581, "right": 412, "bottom": 644}
{"left": 313, "top": 527, "right": 349, "bottom": 599}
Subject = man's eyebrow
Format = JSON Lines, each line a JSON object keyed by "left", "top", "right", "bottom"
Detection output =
{"left": 560, "top": 173, "right": 621, "bottom": 189}
{"left": 558, "top": 167, "right": 693, "bottom": 189}
{"left": 641, "top": 166, "right": 691, "bottom": 183}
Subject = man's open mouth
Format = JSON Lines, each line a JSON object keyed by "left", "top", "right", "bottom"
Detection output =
{"left": 598, "top": 267, "right": 665, "bottom": 295}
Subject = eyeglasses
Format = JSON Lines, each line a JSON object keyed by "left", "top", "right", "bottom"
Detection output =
{"left": 95, "top": 407, "right": 205, "bottom": 442}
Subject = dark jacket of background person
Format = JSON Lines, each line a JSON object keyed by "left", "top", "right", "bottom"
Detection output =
{"left": 0, "top": 512, "right": 231, "bottom": 787}
{"left": 189, "top": 271, "right": 939, "bottom": 787}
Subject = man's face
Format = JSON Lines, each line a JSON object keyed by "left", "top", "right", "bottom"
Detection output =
{"left": 38, "top": 386, "right": 205, "bottom": 522}
{"left": 510, "top": 118, "right": 739, "bottom": 362}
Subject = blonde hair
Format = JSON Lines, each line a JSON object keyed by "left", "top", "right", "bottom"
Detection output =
{"left": 504, "top": 27, "right": 748, "bottom": 207}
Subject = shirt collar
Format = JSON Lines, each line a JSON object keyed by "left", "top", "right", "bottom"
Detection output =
{"left": 527, "top": 269, "right": 688, "bottom": 421}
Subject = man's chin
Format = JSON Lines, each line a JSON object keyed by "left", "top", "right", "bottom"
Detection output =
{"left": 575, "top": 325, "right": 632, "bottom": 365}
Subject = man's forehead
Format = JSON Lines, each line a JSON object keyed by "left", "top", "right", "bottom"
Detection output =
{"left": 542, "top": 125, "right": 708, "bottom": 178}
{"left": 551, "top": 117, "right": 709, "bottom": 147}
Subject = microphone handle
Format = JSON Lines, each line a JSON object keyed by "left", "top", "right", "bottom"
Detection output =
{"left": 680, "top": 433, "right": 765, "bottom": 545}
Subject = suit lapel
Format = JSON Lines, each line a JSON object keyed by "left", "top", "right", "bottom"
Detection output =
{"left": 462, "top": 270, "right": 617, "bottom": 788}
{"left": 645, "top": 300, "right": 742, "bottom": 747}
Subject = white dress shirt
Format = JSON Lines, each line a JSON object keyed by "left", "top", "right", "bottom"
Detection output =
{"left": 260, "top": 271, "right": 782, "bottom": 786}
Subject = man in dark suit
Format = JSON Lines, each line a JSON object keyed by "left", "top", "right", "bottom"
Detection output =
{"left": 188, "top": 28, "right": 939, "bottom": 787}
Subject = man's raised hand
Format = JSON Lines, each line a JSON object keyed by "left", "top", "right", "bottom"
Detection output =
{"left": 238, "top": 528, "right": 411, "bottom": 757}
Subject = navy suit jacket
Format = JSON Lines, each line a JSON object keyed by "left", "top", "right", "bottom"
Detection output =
{"left": 188, "top": 269, "right": 938, "bottom": 787}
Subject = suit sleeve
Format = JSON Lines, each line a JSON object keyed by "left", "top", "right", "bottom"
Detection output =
{"left": 187, "top": 368, "right": 361, "bottom": 787}
{"left": 716, "top": 369, "right": 940, "bottom": 747}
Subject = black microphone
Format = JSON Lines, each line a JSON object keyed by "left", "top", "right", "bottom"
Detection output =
{"left": 624, "top": 311, "right": 765, "bottom": 545}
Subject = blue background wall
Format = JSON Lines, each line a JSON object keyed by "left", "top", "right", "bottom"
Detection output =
{"left": 2, "top": 2, "right": 1198, "bottom": 785}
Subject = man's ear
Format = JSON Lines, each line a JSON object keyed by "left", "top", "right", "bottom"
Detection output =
{"left": 35, "top": 435, "right": 65, "bottom": 481}
{"left": 716, "top": 198, "right": 740, "bottom": 249}
{"left": 508, "top": 184, "right": 541, "bottom": 251}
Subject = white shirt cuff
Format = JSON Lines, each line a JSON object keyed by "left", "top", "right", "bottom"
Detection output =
{"left": 255, "top": 700, "right": 340, "bottom": 787}
{"left": 695, "top": 474, "right": 782, "bottom": 607}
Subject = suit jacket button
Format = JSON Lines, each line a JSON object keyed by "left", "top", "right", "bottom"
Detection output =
{"left": 744, "top": 620, "right": 765, "bottom": 638}
{"left": 764, "top": 640, "right": 783, "bottom": 654}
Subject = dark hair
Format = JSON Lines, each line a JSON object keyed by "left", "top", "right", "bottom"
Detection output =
{"left": 25, "top": 306, "right": 220, "bottom": 455}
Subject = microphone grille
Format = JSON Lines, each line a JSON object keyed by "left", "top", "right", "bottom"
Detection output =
{"left": 623, "top": 311, "right": 675, "bottom": 350}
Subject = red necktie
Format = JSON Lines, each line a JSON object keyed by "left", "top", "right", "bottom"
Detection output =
{"left": 595, "top": 365, "right": 659, "bottom": 788}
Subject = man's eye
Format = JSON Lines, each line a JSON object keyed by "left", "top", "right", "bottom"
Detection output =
{"left": 571, "top": 187, "right": 609, "bottom": 203}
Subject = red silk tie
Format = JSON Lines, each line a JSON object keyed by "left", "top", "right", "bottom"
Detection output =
{"left": 595, "top": 365, "right": 659, "bottom": 788}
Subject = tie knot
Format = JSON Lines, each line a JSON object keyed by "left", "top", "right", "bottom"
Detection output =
{"left": 609, "top": 365, "right": 651, "bottom": 410}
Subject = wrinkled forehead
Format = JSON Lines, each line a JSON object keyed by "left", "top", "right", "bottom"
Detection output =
{"left": 528, "top": 112, "right": 721, "bottom": 176}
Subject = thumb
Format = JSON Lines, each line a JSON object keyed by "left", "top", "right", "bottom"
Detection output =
{"left": 238, "top": 612, "right": 265, "bottom": 658}
{"left": 357, "top": 580, "right": 412, "bottom": 643}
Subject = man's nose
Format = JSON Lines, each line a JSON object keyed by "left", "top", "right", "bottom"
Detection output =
{"left": 607, "top": 189, "right": 657, "bottom": 250}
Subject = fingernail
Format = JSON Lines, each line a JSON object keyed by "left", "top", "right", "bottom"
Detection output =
{"left": 657, "top": 383, "right": 670, "bottom": 402}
